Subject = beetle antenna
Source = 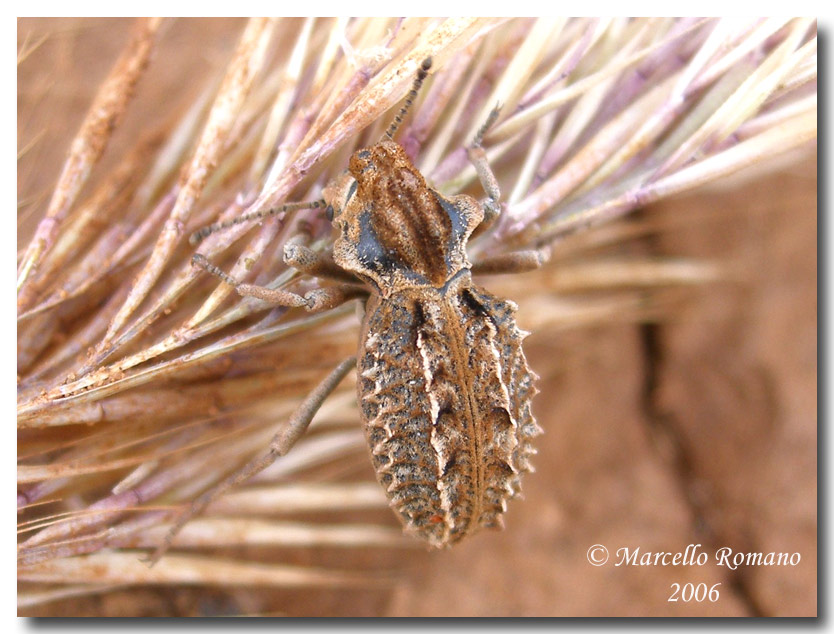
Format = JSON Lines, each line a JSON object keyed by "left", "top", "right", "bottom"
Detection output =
{"left": 189, "top": 199, "right": 326, "bottom": 245}
{"left": 383, "top": 57, "right": 432, "bottom": 141}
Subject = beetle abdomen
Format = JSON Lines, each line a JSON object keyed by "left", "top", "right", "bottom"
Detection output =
{"left": 358, "top": 277, "right": 540, "bottom": 547}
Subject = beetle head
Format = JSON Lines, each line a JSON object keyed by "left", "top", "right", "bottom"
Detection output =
{"left": 327, "top": 141, "right": 482, "bottom": 292}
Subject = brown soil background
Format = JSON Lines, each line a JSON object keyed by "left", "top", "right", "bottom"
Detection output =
{"left": 18, "top": 18, "right": 817, "bottom": 617}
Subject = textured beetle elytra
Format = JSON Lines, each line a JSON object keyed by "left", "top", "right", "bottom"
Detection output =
{"left": 149, "top": 57, "right": 545, "bottom": 563}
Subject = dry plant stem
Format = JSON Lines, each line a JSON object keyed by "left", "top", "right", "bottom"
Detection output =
{"left": 127, "top": 518, "right": 411, "bottom": 550}
{"left": 20, "top": 425, "right": 278, "bottom": 554}
{"left": 18, "top": 584, "right": 132, "bottom": 610}
{"left": 18, "top": 304, "right": 353, "bottom": 426}
{"left": 259, "top": 18, "right": 344, "bottom": 187}
{"left": 670, "top": 18, "right": 755, "bottom": 100}
{"left": 465, "top": 17, "right": 564, "bottom": 143}
{"left": 247, "top": 429, "right": 366, "bottom": 483}
{"left": 17, "top": 17, "right": 162, "bottom": 305}
{"left": 67, "top": 87, "right": 295, "bottom": 364}
{"left": 23, "top": 192, "right": 177, "bottom": 322}
{"left": 17, "top": 29, "right": 49, "bottom": 64}
{"left": 506, "top": 20, "right": 813, "bottom": 247}
{"left": 532, "top": 20, "right": 662, "bottom": 184}
{"left": 20, "top": 551, "right": 395, "bottom": 589}
{"left": 508, "top": 74, "right": 676, "bottom": 232}
{"left": 510, "top": 111, "right": 557, "bottom": 203}
{"left": 517, "top": 18, "right": 608, "bottom": 110}
{"left": 92, "top": 18, "right": 276, "bottom": 364}
{"left": 19, "top": 426, "right": 369, "bottom": 566}
{"left": 135, "top": 81, "right": 219, "bottom": 210}
{"left": 53, "top": 224, "right": 126, "bottom": 290}
{"left": 17, "top": 129, "right": 165, "bottom": 317}
{"left": 736, "top": 93, "right": 816, "bottom": 139}
{"left": 521, "top": 259, "right": 725, "bottom": 294}
{"left": 17, "top": 313, "right": 56, "bottom": 372}
{"left": 405, "top": 43, "right": 475, "bottom": 163}
{"left": 147, "top": 355, "right": 357, "bottom": 565}
{"left": 570, "top": 74, "right": 696, "bottom": 197}
{"left": 533, "top": 108, "right": 816, "bottom": 244}
{"left": 655, "top": 18, "right": 814, "bottom": 178}
{"left": 22, "top": 514, "right": 408, "bottom": 567}
{"left": 251, "top": 17, "right": 315, "bottom": 181}
{"left": 488, "top": 19, "right": 709, "bottom": 144}
{"left": 535, "top": 79, "right": 613, "bottom": 185}
{"left": 421, "top": 42, "right": 485, "bottom": 174}
{"left": 692, "top": 18, "right": 795, "bottom": 96}
{"left": 208, "top": 482, "right": 388, "bottom": 515}
{"left": 18, "top": 366, "right": 330, "bottom": 465}
{"left": 185, "top": 24, "right": 443, "bottom": 327}
{"left": 520, "top": 292, "right": 671, "bottom": 332}
{"left": 277, "top": 42, "right": 382, "bottom": 178}
{"left": 20, "top": 515, "right": 163, "bottom": 568}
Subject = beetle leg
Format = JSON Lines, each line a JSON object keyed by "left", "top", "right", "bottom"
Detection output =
{"left": 304, "top": 284, "right": 369, "bottom": 312}
{"left": 468, "top": 104, "right": 503, "bottom": 230}
{"left": 145, "top": 356, "right": 357, "bottom": 566}
{"left": 471, "top": 246, "right": 551, "bottom": 276}
{"left": 193, "top": 255, "right": 366, "bottom": 312}
{"left": 283, "top": 243, "right": 359, "bottom": 283}
{"left": 192, "top": 254, "right": 308, "bottom": 307}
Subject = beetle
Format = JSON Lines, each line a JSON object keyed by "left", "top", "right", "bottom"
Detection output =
{"left": 149, "top": 57, "right": 545, "bottom": 564}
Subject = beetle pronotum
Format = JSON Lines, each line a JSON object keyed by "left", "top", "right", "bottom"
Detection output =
{"left": 149, "top": 57, "right": 545, "bottom": 564}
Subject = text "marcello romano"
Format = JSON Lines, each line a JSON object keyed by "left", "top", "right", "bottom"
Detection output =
{"left": 614, "top": 544, "right": 801, "bottom": 570}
